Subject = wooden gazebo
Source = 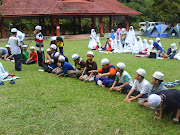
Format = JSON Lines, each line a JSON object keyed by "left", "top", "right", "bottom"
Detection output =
{"left": 0, "top": 0, "right": 141, "bottom": 38}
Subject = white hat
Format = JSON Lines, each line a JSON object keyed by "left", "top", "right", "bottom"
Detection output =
{"left": 11, "top": 28, "right": 17, "bottom": 33}
{"left": 6, "top": 44, "right": 10, "bottom": 48}
{"left": 51, "top": 36, "right": 57, "bottom": 41}
{"left": 148, "top": 94, "right": 161, "bottom": 108}
{"left": 136, "top": 68, "right": 146, "bottom": 77}
{"left": 101, "top": 58, "right": 109, "bottom": 65}
{"left": 117, "top": 62, "right": 125, "bottom": 70}
{"left": 171, "top": 43, "right": 177, "bottom": 51}
{"left": 116, "top": 72, "right": 120, "bottom": 76}
{"left": 54, "top": 52, "right": 60, "bottom": 58}
{"left": 152, "top": 71, "right": 164, "bottom": 80}
{"left": 22, "top": 45, "right": 28, "bottom": 48}
{"left": 30, "top": 46, "right": 35, "bottom": 49}
{"left": 87, "top": 51, "right": 94, "bottom": 56}
{"left": 58, "top": 55, "right": 65, "bottom": 62}
{"left": 72, "top": 53, "right": 79, "bottom": 60}
{"left": 156, "top": 37, "right": 160, "bottom": 41}
{"left": 35, "top": 25, "right": 42, "bottom": 30}
{"left": 46, "top": 48, "right": 50, "bottom": 52}
{"left": 50, "top": 44, "right": 57, "bottom": 50}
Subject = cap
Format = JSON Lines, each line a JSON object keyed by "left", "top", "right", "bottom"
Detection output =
{"left": 51, "top": 36, "right": 57, "bottom": 41}
{"left": 136, "top": 68, "right": 146, "bottom": 77}
{"left": 46, "top": 48, "right": 50, "bottom": 52}
{"left": 54, "top": 52, "right": 60, "bottom": 58}
{"left": 30, "top": 46, "right": 35, "bottom": 49}
{"left": 117, "top": 62, "right": 125, "bottom": 70}
{"left": 58, "top": 55, "right": 65, "bottom": 62}
{"left": 148, "top": 94, "right": 161, "bottom": 108}
{"left": 87, "top": 51, "right": 94, "bottom": 56}
{"left": 72, "top": 53, "right": 79, "bottom": 60}
{"left": 101, "top": 58, "right": 109, "bottom": 65}
{"left": 11, "top": 28, "right": 17, "bottom": 33}
{"left": 152, "top": 71, "right": 164, "bottom": 80}
{"left": 6, "top": 44, "right": 10, "bottom": 48}
{"left": 50, "top": 44, "right": 57, "bottom": 50}
{"left": 156, "top": 37, "right": 160, "bottom": 41}
{"left": 22, "top": 45, "right": 28, "bottom": 48}
{"left": 171, "top": 43, "right": 177, "bottom": 49}
{"left": 35, "top": 25, "right": 42, "bottom": 30}
{"left": 116, "top": 72, "right": 120, "bottom": 76}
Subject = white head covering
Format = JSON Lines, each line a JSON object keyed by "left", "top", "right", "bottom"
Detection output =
{"left": 116, "top": 72, "right": 120, "bottom": 76}
{"left": 91, "top": 29, "right": 96, "bottom": 38}
{"left": 135, "top": 36, "right": 143, "bottom": 51}
{"left": 121, "top": 28, "right": 127, "bottom": 34}
{"left": 136, "top": 68, "right": 146, "bottom": 77}
{"left": 125, "top": 26, "right": 136, "bottom": 45}
{"left": 50, "top": 44, "right": 57, "bottom": 50}
{"left": 22, "top": 45, "right": 28, "bottom": 48}
{"left": 87, "top": 51, "right": 94, "bottom": 56}
{"left": 148, "top": 94, "right": 161, "bottom": 108}
{"left": 58, "top": 55, "right": 65, "bottom": 62}
{"left": 6, "top": 44, "right": 10, "bottom": 48}
{"left": 54, "top": 52, "right": 60, "bottom": 58}
{"left": 117, "top": 62, "right": 125, "bottom": 70}
{"left": 46, "top": 48, "right": 50, "bottom": 53}
{"left": 51, "top": 36, "right": 57, "bottom": 41}
{"left": 101, "top": 58, "right": 109, "bottom": 65}
{"left": 30, "top": 46, "right": 35, "bottom": 49}
{"left": 156, "top": 37, "right": 160, "bottom": 42}
{"left": 35, "top": 25, "right": 42, "bottom": 30}
{"left": 171, "top": 43, "right": 177, "bottom": 52}
{"left": 72, "top": 53, "right": 79, "bottom": 60}
{"left": 11, "top": 28, "right": 17, "bottom": 33}
{"left": 142, "top": 39, "right": 148, "bottom": 50}
{"left": 153, "top": 71, "right": 164, "bottom": 80}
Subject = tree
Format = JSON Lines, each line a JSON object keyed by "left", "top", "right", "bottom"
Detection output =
{"left": 152, "top": 0, "right": 180, "bottom": 26}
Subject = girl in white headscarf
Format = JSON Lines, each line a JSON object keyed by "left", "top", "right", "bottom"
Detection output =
{"left": 132, "top": 36, "right": 143, "bottom": 54}
{"left": 142, "top": 39, "right": 148, "bottom": 53}
{"left": 0, "top": 62, "right": 9, "bottom": 81}
{"left": 88, "top": 29, "right": 97, "bottom": 49}
{"left": 125, "top": 26, "right": 136, "bottom": 45}
{"left": 146, "top": 39, "right": 154, "bottom": 55}
{"left": 164, "top": 43, "right": 177, "bottom": 59}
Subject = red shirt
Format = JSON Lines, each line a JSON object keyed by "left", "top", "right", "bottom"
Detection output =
{"left": 30, "top": 52, "right": 37, "bottom": 62}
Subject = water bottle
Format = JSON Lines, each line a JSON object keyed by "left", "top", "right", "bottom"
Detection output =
{"left": 156, "top": 52, "right": 159, "bottom": 60}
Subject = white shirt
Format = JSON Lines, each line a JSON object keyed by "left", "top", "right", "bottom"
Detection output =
{"left": 8, "top": 36, "right": 21, "bottom": 55}
{"left": 132, "top": 79, "right": 150, "bottom": 94}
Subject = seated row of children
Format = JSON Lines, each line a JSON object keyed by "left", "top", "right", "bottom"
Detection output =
{"left": 43, "top": 44, "right": 180, "bottom": 122}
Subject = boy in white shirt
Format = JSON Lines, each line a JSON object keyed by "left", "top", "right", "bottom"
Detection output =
{"left": 8, "top": 28, "right": 23, "bottom": 71}
{"left": 124, "top": 68, "right": 150, "bottom": 102}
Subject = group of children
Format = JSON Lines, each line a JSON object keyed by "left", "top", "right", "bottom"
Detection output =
{"left": 3, "top": 26, "right": 180, "bottom": 123}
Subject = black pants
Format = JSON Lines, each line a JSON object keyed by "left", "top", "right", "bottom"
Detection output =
{"left": 37, "top": 51, "right": 45, "bottom": 67}
{"left": 14, "top": 54, "right": 22, "bottom": 71}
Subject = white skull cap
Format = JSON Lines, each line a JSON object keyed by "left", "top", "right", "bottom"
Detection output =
{"left": 117, "top": 62, "right": 125, "bottom": 70}
{"left": 58, "top": 55, "right": 65, "bottom": 62}
{"left": 148, "top": 94, "right": 161, "bottom": 108}
{"left": 11, "top": 28, "right": 17, "bottom": 33}
{"left": 87, "top": 51, "right": 94, "bottom": 56}
{"left": 72, "top": 53, "right": 79, "bottom": 60}
{"left": 152, "top": 71, "right": 164, "bottom": 80}
{"left": 50, "top": 44, "right": 57, "bottom": 50}
{"left": 136, "top": 68, "right": 146, "bottom": 77}
{"left": 35, "top": 25, "right": 42, "bottom": 30}
{"left": 101, "top": 58, "right": 109, "bottom": 65}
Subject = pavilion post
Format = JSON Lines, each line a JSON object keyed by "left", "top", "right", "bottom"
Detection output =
{"left": 109, "top": 15, "right": 112, "bottom": 32}
{"left": 73, "top": 16, "right": 76, "bottom": 35}
{"left": 50, "top": 16, "right": 55, "bottom": 36}
{"left": 55, "top": 16, "right": 60, "bottom": 36}
{"left": 126, "top": 15, "right": 129, "bottom": 31}
{"left": 78, "top": 15, "right": 82, "bottom": 34}
{"left": 91, "top": 16, "right": 95, "bottom": 29}
{"left": 0, "top": 17, "right": 5, "bottom": 38}
{"left": 99, "top": 15, "right": 103, "bottom": 37}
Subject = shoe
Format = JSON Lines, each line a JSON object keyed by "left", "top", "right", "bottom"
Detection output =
{"left": 10, "top": 80, "right": 15, "bottom": 84}
{"left": 166, "top": 84, "right": 174, "bottom": 88}
{"left": 0, "top": 81, "right": 4, "bottom": 85}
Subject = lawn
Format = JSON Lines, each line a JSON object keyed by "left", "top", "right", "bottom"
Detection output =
{"left": 0, "top": 37, "right": 180, "bottom": 135}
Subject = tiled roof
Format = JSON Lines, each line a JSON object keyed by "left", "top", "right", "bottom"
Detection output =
{"left": 0, "top": 0, "right": 141, "bottom": 17}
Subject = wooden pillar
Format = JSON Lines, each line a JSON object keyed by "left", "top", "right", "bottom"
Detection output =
{"left": 99, "top": 15, "right": 103, "bottom": 37}
{"left": 55, "top": 16, "right": 60, "bottom": 36}
{"left": 78, "top": 16, "right": 82, "bottom": 34}
{"left": 39, "top": 16, "right": 42, "bottom": 26}
{"left": 91, "top": 16, "right": 95, "bottom": 29}
{"left": 73, "top": 16, "right": 76, "bottom": 35}
{"left": 0, "top": 17, "right": 5, "bottom": 38}
{"left": 126, "top": 15, "right": 129, "bottom": 31}
{"left": 109, "top": 15, "right": 112, "bottom": 32}
{"left": 50, "top": 16, "right": 55, "bottom": 36}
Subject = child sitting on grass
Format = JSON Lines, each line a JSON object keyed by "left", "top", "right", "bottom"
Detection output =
{"left": 109, "top": 62, "right": 133, "bottom": 93}
{"left": 67, "top": 53, "right": 85, "bottom": 78}
{"left": 90, "top": 58, "right": 116, "bottom": 88}
{"left": 25, "top": 46, "right": 37, "bottom": 64}
{"left": 148, "top": 89, "right": 180, "bottom": 122}
{"left": 164, "top": 43, "right": 177, "bottom": 59}
{"left": 124, "top": 68, "right": 150, "bottom": 103}
{"left": 56, "top": 56, "right": 75, "bottom": 77}
{"left": 22, "top": 45, "right": 29, "bottom": 64}
{"left": 79, "top": 51, "right": 97, "bottom": 82}
{"left": 4, "top": 44, "right": 14, "bottom": 61}
{"left": 138, "top": 71, "right": 168, "bottom": 108}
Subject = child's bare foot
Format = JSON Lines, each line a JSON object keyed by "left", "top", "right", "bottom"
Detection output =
{"left": 101, "top": 84, "right": 106, "bottom": 88}
{"left": 155, "top": 111, "right": 159, "bottom": 115}
{"left": 172, "top": 118, "right": 179, "bottom": 122}
{"left": 38, "top": 66, "right": 42, "bottom": 68}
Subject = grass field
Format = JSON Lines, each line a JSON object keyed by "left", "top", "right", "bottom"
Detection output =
{"left": 0, "top": 37, "right": 180, "bottom": 134}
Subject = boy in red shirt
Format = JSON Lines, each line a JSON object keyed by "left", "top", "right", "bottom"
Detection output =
{"left": 25, "top": 46, "right": 37, "bottom": 64}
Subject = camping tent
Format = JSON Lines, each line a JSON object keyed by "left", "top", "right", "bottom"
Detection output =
{"left": 167, "top": 25, "right": 180, "bottom": 38}
{"left": 143, "top": 24, "right": 169, "bottom": 37}
{"left": 143, "top": 27, "right": 154, "bottom": 37}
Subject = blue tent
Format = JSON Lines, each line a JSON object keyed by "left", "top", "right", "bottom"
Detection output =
{"left": 149, "top": 24, "right": 169, "bottom": 37}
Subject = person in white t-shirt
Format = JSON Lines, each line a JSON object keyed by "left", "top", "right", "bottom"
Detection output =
{"left": 8, "top": 28, "right": 23, "bottom": 71}
{"left": 124, "top": 68, "right": 150, "bottom": 103}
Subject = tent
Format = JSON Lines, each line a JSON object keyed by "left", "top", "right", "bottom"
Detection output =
{"left": 143, "top": 27, "right": 154, "bottom": 37}
{"left": 143, "top": 24, "right": 169, "bottom": 37}
{"left": 167, "top": 25, "right": 180, "bottom": 38}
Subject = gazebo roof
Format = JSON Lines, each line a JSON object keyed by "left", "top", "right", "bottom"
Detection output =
{"left": 0, "top": 0, "right": 141, "bottom": 17}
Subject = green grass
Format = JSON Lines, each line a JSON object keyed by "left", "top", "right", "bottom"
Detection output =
{"left": 0, "top": 37, "right": 180, "bottom": 134}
